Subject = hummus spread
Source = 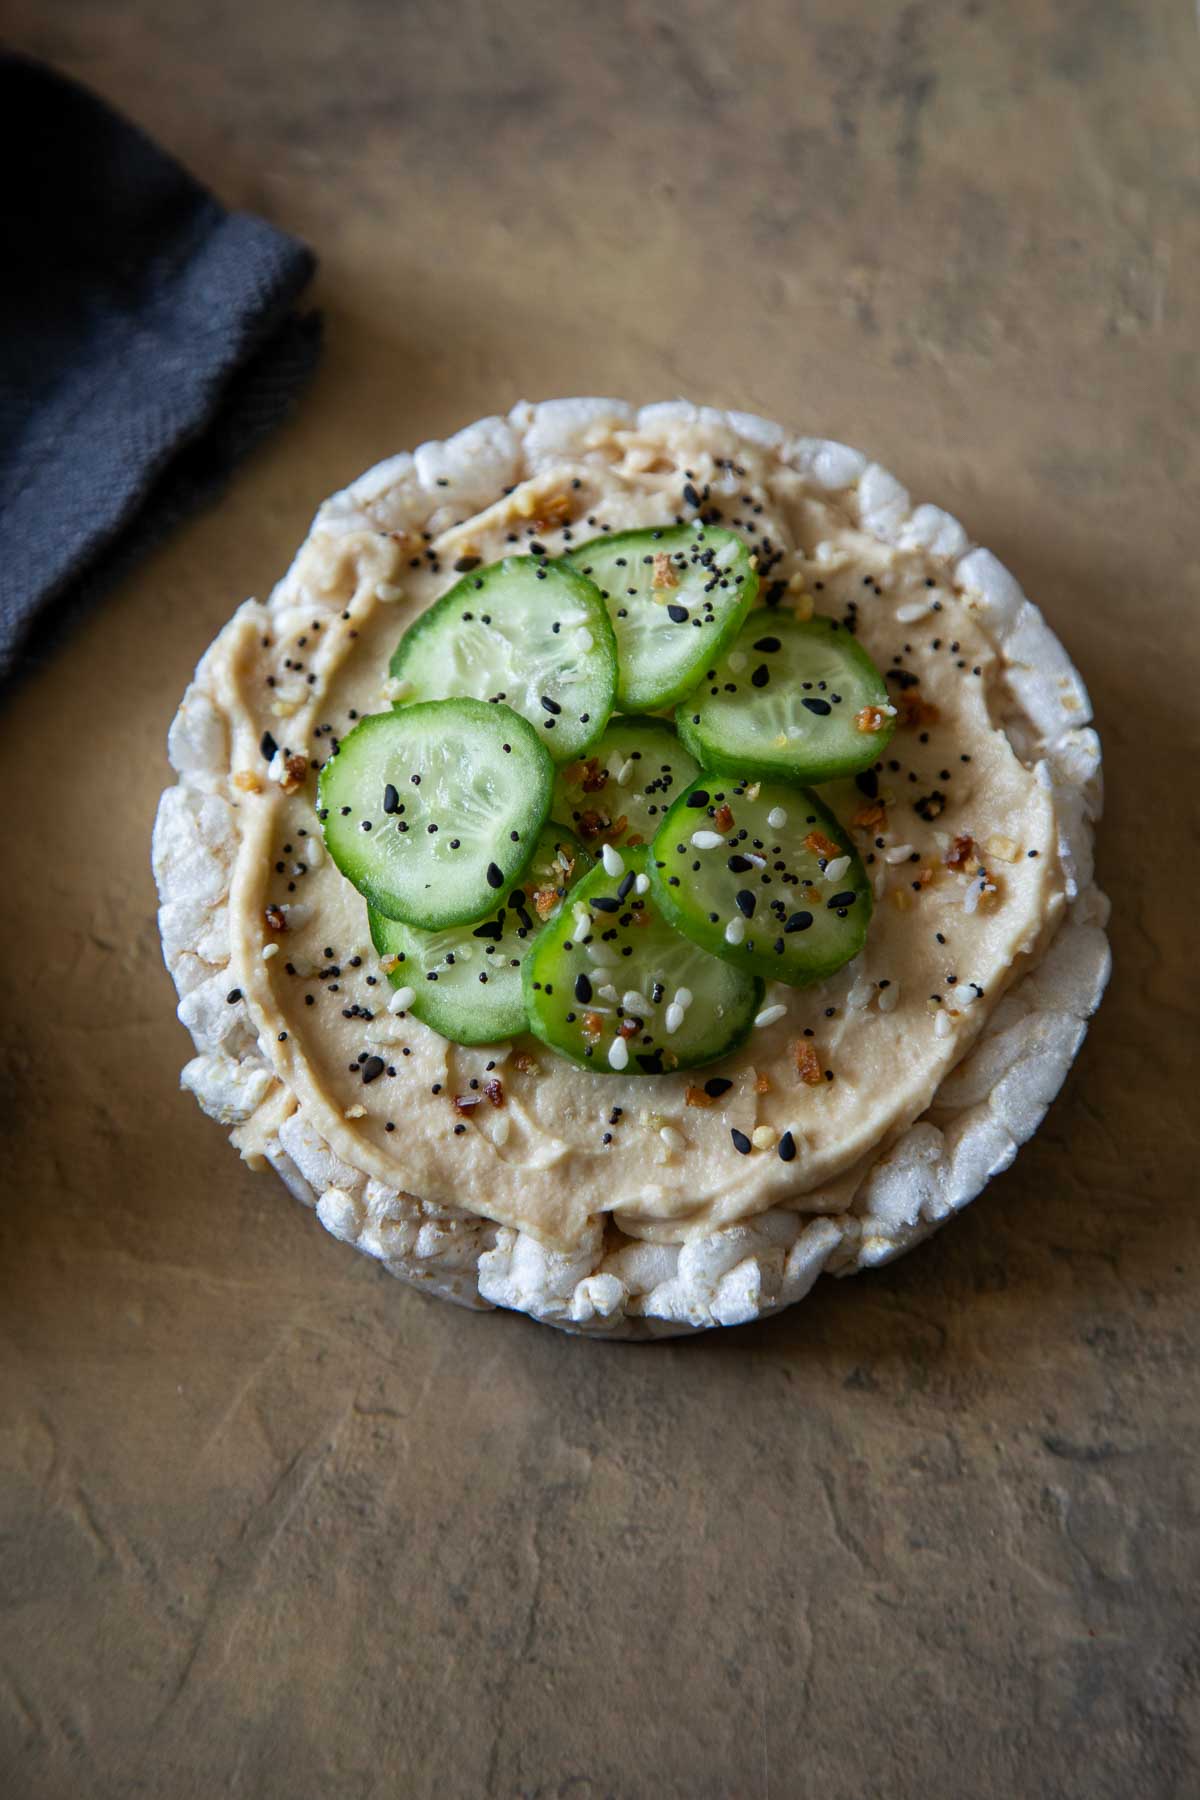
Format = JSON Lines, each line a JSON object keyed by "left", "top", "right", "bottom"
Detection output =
{"left": 168, "top": 408, "right": 1068, "bottom": 1255}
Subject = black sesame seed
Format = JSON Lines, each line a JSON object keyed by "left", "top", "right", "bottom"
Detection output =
{"left": 225, "top": 988, "right": 242, "bottom": 1003}
{"left": 667, "top": 604, "right": 689, "bottom": 624}
{"left": 486, "top": 862, "right": 504, "bottom": 889}
{"left": 704, "top": 1077, "right": 733, "bottom": 1098}
{"left": 260, "top": 731, "right": 278, "bottom": 760}
{"left": 785, "top": 911, "right": 814, "bottom": 933}
{"left": 778, "top": 1131, "right": 797, "bottom": 1163}
{"left": 730, "top": 1128, "right": 753, "bottom": 1155}
{"left": 802, "top": 697, "right": 831, "bottom": 716}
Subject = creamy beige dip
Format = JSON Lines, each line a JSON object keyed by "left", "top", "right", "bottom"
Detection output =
{"left": 199, "top": 421, "right": 1064, "bottom": 1253}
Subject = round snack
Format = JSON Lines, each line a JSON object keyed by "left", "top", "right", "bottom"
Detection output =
{"left": 155, "top": 398, "right": 1109, "bottom": 1337}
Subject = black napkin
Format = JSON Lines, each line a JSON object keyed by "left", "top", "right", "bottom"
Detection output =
{"left": 0, "top": 54, "right": 322, "bottom": 680}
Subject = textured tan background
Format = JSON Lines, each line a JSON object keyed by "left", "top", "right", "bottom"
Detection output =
{"left": 2, "top": 3, "right": 1198, "bottom": 1795}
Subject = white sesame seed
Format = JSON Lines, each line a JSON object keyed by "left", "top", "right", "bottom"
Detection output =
{"left": 493, "top": 1112, "right": 512, "bottom": 1144}
{"left": 754, "top": 1003, "right": 787, "bottom": 1028}
{"left": 664, "top": 1003, "right": 685, "bottom": 1034}
{"left": 622, "top": 991, "right": 652, "bottom": 1013}
{"left": 724, "top": 917, "right": 746, "bottom": 945}
{"left": 576, "top": 631, "right": 594, "bottom": 653}
{"left": 601, "top": 844, "right": 625, "bottom": 877}
{"left": 751, "top": 1125, "right": 777, "bottom": 1150}
{"left": 634, "top": 873, "right": 650, "bottom": 895}
{"left": 877, "top": 983, "right": 900, "bottom": 1014}
{"left": 608, "top": 1036, "right": 629, "bottom": 1070}
{"left": 767, "top": 806, "right": 788, "bottom": 829}
{"left": 728, "top": 650, "right": 748, "bottom": 673}
{"left": 598, "top": 984, "right": 619, "bottom": 1002}
{"left": 883, "top": 844, "right": 915, "bottom": 864}
{"left": 261, "top": 942, "right": 280, "bottom": 960}
{"left": 935, "top": 1010, "right": 954, "bottom": 1038}
{"left": 615, "top": 757, "right": 636, "bottom": 785}
{"left": 586, "top": 943, "right": 618, "bottom": 964}
{"left": 388, "top": 985, "right": 415, "bottom": 1013}
{"left": 674, "top": 987, "right": 693, "bottom": 1009}
{"left": 823, "top": 855, "right": 851, "bottom": 882}
{"left": 692, "top": 830, "right": 725, "bottom": 850}
{"left": 895, "top": 599, "right": 932, "bottom": 624}
{"left": 374, "top": 582, "right": 404, "bottom": 602}
{"left": 659, "top": 1125, "right": 686, "bottom": 1152}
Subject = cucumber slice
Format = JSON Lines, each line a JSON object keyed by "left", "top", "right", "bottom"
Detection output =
{"left": 523, "top": 845, "right": 762, "bottom": 1074}
{"left": 368, "top": 824, "right": 592, "bottom": 1045}
{"left": 566, "top": 524, "right": 757, "bottom": 712}
{"left": 317, "top": 699, "right": 554, "bottom": 930}
{"left": 388, "top": 556, "right": 616, "bottom": 763}
{"left": 552, "top": 716, "right": 701, "bottom": 850}
{"left": 648, "top": 777, "right": 871, "bottom": 987}
{"left": 677, "top": 613, "right": 895, "bottom": 784}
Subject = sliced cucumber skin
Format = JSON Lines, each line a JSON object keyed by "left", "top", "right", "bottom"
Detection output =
{"left": 317, "top": 700, "right": 554, "bottom": 931}
{"left": 648, "top": 778, "right": 872, "bottom": 988}
{"left": 388, "top": 556, "right": 617, "bottom": 764}
{"left": 522, "top": 845, "right": 762, "bottom": 1076}
{"left": 552, "top": 715, "right": 701, "bottom": 848}
{"left": 566, "top": 525, "right": 757, "bottom": 713}
{"left": 676, "top": 613, "right": 896, "bottom": 786}
{"left": 368, "top": 824, "right": 592, "bottom": 1046}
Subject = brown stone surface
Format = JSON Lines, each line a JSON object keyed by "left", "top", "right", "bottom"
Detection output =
{"left": 2, "top": 3, "right": 1198, "bottom": 1795}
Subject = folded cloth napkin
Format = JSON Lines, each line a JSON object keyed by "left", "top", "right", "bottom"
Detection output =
{"left": 0, "top": 53, "right": 322, "bottom": 680}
